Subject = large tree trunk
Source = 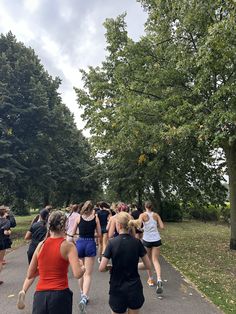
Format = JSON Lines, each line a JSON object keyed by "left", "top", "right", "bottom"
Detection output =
{"left": 137, "top": 188, "right": 143, "bottom": 209}
{"left": 152, "top": 179, "right": 162, "bottom": 213}
{"left": 224, "top": 142, "right": 236, "bottom": 250}
{"left": 66, "top": 193, "right": 72, "bottom": 207}
{"left": 43, "top": 192, "right": 50, "bottom": 207}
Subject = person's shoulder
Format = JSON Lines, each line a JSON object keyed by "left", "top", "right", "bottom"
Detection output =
{"left": 62, "top": 240, "right": 73, "bottom": 249}
{"left": 109, "top": 236, "right": 119, "bottom": 245}
{"left": 130, "top": 235, "right": 141, "bottom": 244}
{"left": 153, "top": 212, "right": 160, "bottom": 219}
{"left": 32, "top": 221, "right": 42, "bottom": 228}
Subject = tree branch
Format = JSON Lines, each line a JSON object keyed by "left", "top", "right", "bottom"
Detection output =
{"left": 127, "top": 88, "right": 163, "bottom": 100}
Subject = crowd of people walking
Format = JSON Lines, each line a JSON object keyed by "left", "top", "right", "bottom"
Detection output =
{"left": 1, "top": 200, "right": 165, "bottom": 314}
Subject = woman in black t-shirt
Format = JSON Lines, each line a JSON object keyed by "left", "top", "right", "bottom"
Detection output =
{"left": 0, "top": 206, "right": 11, "bottom": 285}
{"left": 97, "top": 202, "right": 111, "bottom": 263}
{"left": 17, "top": 209, "right": 49, "bottom": 310}
{"left": 99, "top": 212, "right": 151, "bottom": 314}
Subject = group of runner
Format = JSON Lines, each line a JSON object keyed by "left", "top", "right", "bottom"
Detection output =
{"left": 2, "top": 200, "right": 164, "bottom": 314}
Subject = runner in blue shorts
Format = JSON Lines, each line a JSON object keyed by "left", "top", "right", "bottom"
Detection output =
{"left": 72, "top": 200, "right": 101, "bottom": 314}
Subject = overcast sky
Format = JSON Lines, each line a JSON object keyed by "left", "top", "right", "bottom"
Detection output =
{"left": 0, "top": 0, "right": 147, "bottom": 133}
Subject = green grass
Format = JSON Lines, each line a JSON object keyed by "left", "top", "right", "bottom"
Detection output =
{"left": 161, "top": 221, "right": 236, "bottom": 314}
{"left": 10, "top": 214, "right": 36, "bottom": 249}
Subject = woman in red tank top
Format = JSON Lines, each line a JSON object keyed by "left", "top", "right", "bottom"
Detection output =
{"left": 24, "top": 211, "right": 85, "bottom": 314}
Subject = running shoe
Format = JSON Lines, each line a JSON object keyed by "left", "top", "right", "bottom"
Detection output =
{"left": 147, "top": 278, "right": 156, "bottom": 287}
{"left": 156, "top": 280, "right": 163, "bottom": 294}
{"left": 17, "top": 290, "right": 26, "bottom": 310}
{"left": 79, "top": 295, "right": 88, "bottom": 314}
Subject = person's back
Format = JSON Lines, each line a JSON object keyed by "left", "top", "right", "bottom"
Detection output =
{"left": 23, "top": 211, "right": 85, "bottom": 314}
{"left": 29, "top": 222, "right": 47, "bottom": 249}
{"left": 107, "top": 234, "right": 144, "bottom": 291}
{"left": 100, "top": 212, "right": 151, "bottom": 314}
{"left": 143, "top": 212, "right": 161, "bottom": 242}
{"left": 67, "top": 211, "right": 80, "bottom": 240}
{"left": 36, "top": 237, "right": 69, "bottom": 291}
{"left": 97, "top": 209, "right": 110, "bottom": 232}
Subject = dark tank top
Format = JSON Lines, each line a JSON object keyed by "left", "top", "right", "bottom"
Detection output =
{"left": 78, "top": 216, "right": 96, "bottom": 238}
{"left": 97, "top": 210, "right": 110, "bottom": 228}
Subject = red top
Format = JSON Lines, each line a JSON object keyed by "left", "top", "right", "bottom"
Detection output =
{"left": 36, "top": 237, "right": 69, "bottom": 291}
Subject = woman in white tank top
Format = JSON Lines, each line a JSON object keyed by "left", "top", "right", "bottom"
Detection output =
{"left": 139, "top": 201, "right": 164, "bottom": 294}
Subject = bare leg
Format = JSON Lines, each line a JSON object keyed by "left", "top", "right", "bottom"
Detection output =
{"left": 78, "top": 258, "right": 85, "bottom": 293}
{"left": 145, "top": 247, "right": 153, "bottom": 279}
{"left": 102, "top": 233, "right": 108, "bottom": 254}
{"left": 0, "top": 250, "right": 6, "bottom": 274}
{"left": 99, "top": 235, "right": 103, "bottom": 258}
{"left": 82, "top": 257, "right": 95, "bottom": 297}
{"left": 128, "top": 309, "right": 140, "bottom": 314}
{"left": 151, "top": 247, "right": 161, "bottom": 280}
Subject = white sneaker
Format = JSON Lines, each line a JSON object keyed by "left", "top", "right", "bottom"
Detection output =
{"left": 17, "top": 290, "right": 26, "bottom": 310}
{"left": 79, "top": 295, "right": 88, "bottom": 314}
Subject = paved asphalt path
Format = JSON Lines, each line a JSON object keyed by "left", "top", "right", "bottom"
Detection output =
{"left": 0, "top": 245, "right": 223, "bottom": 314}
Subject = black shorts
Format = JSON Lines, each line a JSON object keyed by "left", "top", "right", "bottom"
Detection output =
{"left": 0, "top": 239, "right": 5, "bottom": 250}
{"left": 109, "top": 288, "right": 144, "bottom": 313}
{"left": 32, "top": 289, "right": 73, "bottom": 314}
{"left": 142, "top": 239, "right": 162, "bottom": 248}
{"left": 4, "top": 237, "right": 12, "bottom": 249}
{"left": 101, "top": 226, "right": 108, "bottom": 234}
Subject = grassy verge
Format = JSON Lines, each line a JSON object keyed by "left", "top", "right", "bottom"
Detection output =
{"left": 161, "top": 221, "right": 236, "bottom": 314}
{"left": 10, "top": 215, "right": 35, "bottom": 249}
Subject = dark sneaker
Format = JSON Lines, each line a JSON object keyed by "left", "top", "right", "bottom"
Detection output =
{"left": 156, "top": 280, "right": 163, "bottom": 294}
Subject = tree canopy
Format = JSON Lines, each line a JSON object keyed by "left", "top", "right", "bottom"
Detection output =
{"left": 0, "top": 32, "right": 101, "bottom": 213}
{"left": 76, "top": 1, "right": 236, "bottom": 249}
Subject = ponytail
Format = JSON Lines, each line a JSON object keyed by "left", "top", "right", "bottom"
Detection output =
{"left": 116, "top": 212, "right": 141, "bottom": 231}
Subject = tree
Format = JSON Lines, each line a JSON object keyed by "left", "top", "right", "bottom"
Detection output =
{"left": 76, "top": 14, "right": 226, "bottom": 214}
{"left": 0, "top": 32, "right": 101, "bottom": 213}
{"left": 138, "top": 0, "right": 236, "bottom": 248}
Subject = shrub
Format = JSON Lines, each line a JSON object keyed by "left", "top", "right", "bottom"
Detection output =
{"left": 160, "top": 200, "right": 183, "bottom": 222}
{"left": 190, "top": 205, "right": 220, "bottom": 222}
{"left": 12, "top": 199, "right": 30, "bottom": 216}
{"left": 221, "top": 203, "right": 230, "bottom": 223}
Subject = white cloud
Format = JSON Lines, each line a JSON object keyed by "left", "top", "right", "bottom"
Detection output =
{"left": 0, "top": 0, "right": 147, "bottom": 135}
{"left": 59, "top": 5, "right": 73, "bottom": 22}
{"left": 23, "top": 0, "right": 40, "bottom": 13}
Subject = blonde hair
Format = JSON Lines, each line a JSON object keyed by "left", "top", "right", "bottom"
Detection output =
{"left": 80, "top": 200, "right": 93, "bottom": 215}
{"left": 116, "top": 212, "right": 141, "bottom": 231}
{"left": 48, "top": 210, "right": 67, "bottom": 232}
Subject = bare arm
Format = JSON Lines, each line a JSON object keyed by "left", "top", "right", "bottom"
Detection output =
{"left": 67, "top": 243, "right": 85, "bottom": 279}
{"left": 4, "top": 229, "right": 11, "bottom": 236}
{"left": 95, "top": 216, "right": 102, "bottom": 238}
{"left": 27, "top": 242, "right": 44, "bottom": 279}
{"left": 108, "top": 217, "right": 116, "bottom": 239}
{"left": 25, "top": 231, "right": 32, "bottom": 240}
{"left": 71, "top": 216, "right": 80, "bottom": 236}
{"left": 99, "top": 256, "right": 110, "bottom": 272}
{"left": 154, "top": 213, "right": 164, "bottom": 229}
